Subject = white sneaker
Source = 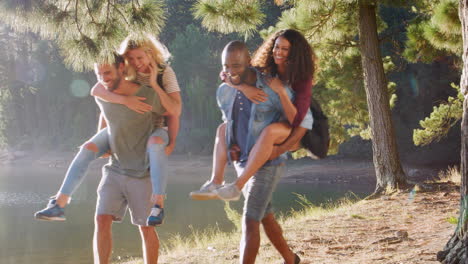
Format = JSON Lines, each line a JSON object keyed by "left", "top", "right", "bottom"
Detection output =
{"left": 189, "top": 181, "right": 223, "bottom": 200}
{"left": 213, "top": 182, "right": 241, "bottom": 201}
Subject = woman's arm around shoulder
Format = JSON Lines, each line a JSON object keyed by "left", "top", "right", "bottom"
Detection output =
{"left": 90, "top": 82, "right": 152, "bottom": 114}
{"left": 149, "top": 63, "right": 182, "bottom": 117}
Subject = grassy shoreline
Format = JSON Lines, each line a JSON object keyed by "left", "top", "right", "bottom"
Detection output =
{"left": 119, "top": 181, "right": 460, "bottom": 264}
{"left": 119, "top": 195, "right": 358, "bottom": 264}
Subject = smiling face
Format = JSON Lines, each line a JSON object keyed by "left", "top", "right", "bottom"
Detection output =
{"left": 126, "top": 48, "right": 152, "bottom": 74}
{"left": 222, "top": 49, "right": 250, "bottom": 85}
{"left": 95, "top": 63, "right": 123, "bottom": 91}
{"left": 272, "top": 36, "right": 291, "bottom": 67}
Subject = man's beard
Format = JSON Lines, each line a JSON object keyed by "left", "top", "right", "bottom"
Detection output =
{"left": 109, "top": 76, "right": 122, "bottom": 91}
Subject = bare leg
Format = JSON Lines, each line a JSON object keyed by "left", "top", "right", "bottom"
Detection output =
{"left": 210, "top": 123, "right": 228, "bottom": 185}
{"left": 240, "top": 217, "right": 261, "bottom": 264}
{"left": 93, "top": 215, "right": 113, "bottom": 264}
{"left": 235, "top": 123, "right": 291, "bottom": 189}
{"left": 261, "top": 213, "right": 296, "bottom": 264}
{"left": 151, "top": 195, "right": 164, "bottom": 208}
{"left": 55, "top": 193, "right": 70, "bottom": 208}
{"left": 139, "top": 226, "right": 159, "bottom": 264}
{"left": 189, "top": 123, "right": 229, "bottom": 200}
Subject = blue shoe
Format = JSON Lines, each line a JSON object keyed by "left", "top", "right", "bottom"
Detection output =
{"left": 147, "top": 205, "right": 164, "bottom": 226}
{"left": 34, "top": 198, "right": 66, "bottom": 221}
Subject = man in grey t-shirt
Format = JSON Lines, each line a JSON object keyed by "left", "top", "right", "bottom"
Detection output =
{"left": 93, "top": 55, "right": 162, "bottom": 264}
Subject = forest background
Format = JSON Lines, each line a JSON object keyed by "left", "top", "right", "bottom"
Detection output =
{"left": 0, "top": 0, "right": 461, "bottom": 166}
{"left": 0, "top": 0, "right": 467, "bottom": 262}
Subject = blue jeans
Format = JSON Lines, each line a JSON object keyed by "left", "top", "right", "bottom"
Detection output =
{"left": 58, "top": 128, "right": 110, "bottom": 196}
{"left": 58, "top": 128, "right": 168, "bottom": 197}
{"left": 147, "top": 128, "right": 169, "bottom": 195}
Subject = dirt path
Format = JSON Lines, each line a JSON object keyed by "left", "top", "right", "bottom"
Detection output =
{"left": 156, "top": 181, "right": 460, "bottom": 264}
{"left": 284, "top": 182, "right": 459, "bottom": 264}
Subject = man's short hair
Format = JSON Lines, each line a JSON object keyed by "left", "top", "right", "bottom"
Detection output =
{"left": 94, "top": 52, "right": 124, "bottom": 69}
{"left": 222, "top": 41, "right": 250, "bottom": 58}
{"left": 112, "top": 53, "right": 125, "bottom": 67}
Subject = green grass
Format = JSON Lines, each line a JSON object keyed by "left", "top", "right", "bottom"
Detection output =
{"left": 350, "top": 214, "right": 367, "bottom": 219}
{"left": 446, "top": 216, "right": 458, "bottom": 225}
{"left": 437, "top": 166, "right": 461, "bottom": 184}
{"left": 121, "top": 193, "right": 363, "bottom": 264}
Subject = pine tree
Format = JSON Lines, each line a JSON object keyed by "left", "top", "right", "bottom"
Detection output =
{"left": 0, "top": 0, "right": 166, "bottom": 71}
{"left": 437, "top": 1, "right": 468, "bottom": 262}
{"left": 404, "top": 0, "right": 464, "bottom": 146}
{"left": 404, "top": 0, "right": 461, "bottom": 63}
{"left": 358, "top": 0, "right": 406, "bottom": 192}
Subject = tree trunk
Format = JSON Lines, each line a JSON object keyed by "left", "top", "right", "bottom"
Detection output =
{"left": 437, "top": 1, "right": 468, "bottom": 262}
{"left": 358, "top": 0, "right": 406, "bottom": 193}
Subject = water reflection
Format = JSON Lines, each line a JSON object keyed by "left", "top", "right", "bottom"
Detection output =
{"left": 0, "top": 165, "right": 372, "bottom": 264}
{"left": 0, "top": 191, "right": 43, "bottom": 206}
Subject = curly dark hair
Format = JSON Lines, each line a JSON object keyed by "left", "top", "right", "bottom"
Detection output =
{"left": 251, "top": 29, "right": 316, "bottom": 85}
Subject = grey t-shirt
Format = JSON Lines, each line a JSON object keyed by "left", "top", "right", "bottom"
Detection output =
{"left": 96, "top": 84, "right": 163, "bottom": 178}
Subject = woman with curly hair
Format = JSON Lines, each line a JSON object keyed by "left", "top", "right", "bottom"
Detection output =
{"left": 191, "top": 29, "right": 316, "bottom": 201}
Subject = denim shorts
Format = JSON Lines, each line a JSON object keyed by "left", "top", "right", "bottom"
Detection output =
{"left": 96, "top": 168, "right": 152, "bottom": 226}
{"left": 234, "top": 162, "right": 286, "bottom": 221}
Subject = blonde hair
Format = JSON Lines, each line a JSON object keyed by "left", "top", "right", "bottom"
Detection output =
{"left": 119, "top": 34, "right": 171, "bottom": 80}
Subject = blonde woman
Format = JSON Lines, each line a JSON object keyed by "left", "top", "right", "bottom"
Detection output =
{"left": 35, "top": 35, "right": 181, "bottom": 227}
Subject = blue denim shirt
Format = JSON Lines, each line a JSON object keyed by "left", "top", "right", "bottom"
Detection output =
{"left": 217, "top": 69, "right": 313, "bottom": 166}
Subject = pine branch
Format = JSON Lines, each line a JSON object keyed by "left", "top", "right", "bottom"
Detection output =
{"left": 65, "top": 0, "right": 73, "bottom": 11}
{"left": 193, "top": 0, "right": 264, "bottom": 36}
{"left": 413, "top": 84, "right": 463, "bottom": 146}
{"left": 111, "top": 3, "right": 130, "bottom": 27}
{"left": 304, "top": 2, "right": 337, "bottom": 39}
{"left": 74, "top": 0, "right": 84, "bottom": 37}
{"left": 84, "top": 0, "right": 96, "bottom": 24}
{"left": 106, "top": 0, "right": 111, "bottom": 27}
{"left": 326, "top": 39, "right": 358, "bottom": 49}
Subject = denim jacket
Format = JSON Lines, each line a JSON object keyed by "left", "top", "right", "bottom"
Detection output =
{"left": 216, "top": 69, "right": 313, "bottom": 166}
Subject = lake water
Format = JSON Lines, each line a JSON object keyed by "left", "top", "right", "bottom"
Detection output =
{"left": 0, "top": 161, "right": 373, "bottom": 264}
